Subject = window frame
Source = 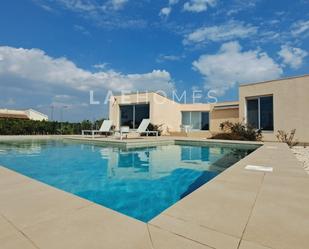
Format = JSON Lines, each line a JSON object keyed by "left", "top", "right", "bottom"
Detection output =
{"left": 246, "top": 95, "right": 274, "bottom": 132}
{"left": 119, "top": 103, "right": 150, "bottom": 129}
{"left": 181, "top": 111, "right": 210, "bottom": 131}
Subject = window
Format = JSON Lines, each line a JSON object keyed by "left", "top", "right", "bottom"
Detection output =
{"left": 181, "top": 112, "right": 191, "bottom": 127}
{"left": 120, "top": 104, "right": 149, "bottom": 129}
{"left": 191, "top": 112, "right": 201, "bottom": 129}
{"left": 181, "top": 111, "right": 209, "bottom": 130}
{"left": 260, "top": 96, "right": 274, "bottom": 131}
{"left": 246, "top": 96, "right": 273, "bottom": 131}
{"left": 134, "top": 104, "right": 150, "bottom": 128}
{"left": 120, "top": 105, "right": 134, "bottom": 128}
{"left": 247, "top": 99, "right": 259, "bottom": 129}
{"left": 201, "top": 112, "right": 210, "bottom": 130}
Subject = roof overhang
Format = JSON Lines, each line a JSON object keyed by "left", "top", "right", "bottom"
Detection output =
{"left": 213, "top": 104, "right": 239, "bottom": 110}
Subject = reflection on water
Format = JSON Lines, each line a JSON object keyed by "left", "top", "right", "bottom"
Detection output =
{"left": 99, "top": 145, "right": 252, "bottom": 180}
{"left": 0, "top": 140, "right": 257, "bottom": 222}
{"left": 0, "top": 140, "right": 42, "bottom": 155}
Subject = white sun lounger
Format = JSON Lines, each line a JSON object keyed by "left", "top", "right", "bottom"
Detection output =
{"left": 120, "top": 119, "right": 158, "bottom": 140}
{"left": 82, "top": 120, "right": 113, "bottom": 139}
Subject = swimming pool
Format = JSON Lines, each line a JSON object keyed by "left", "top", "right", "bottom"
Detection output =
{"left": 0, "top": 139, "right": 257, "bottom": 222}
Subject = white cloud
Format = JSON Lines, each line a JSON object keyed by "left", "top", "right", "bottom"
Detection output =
{"left": 291, "top": 19, "right": 309, "bottom": 37}
{"left": 156, "top": 54, "right": 185, "bottom": 63}
{"left": 184, "top": 21, "right": 257, "bottom": 44}
{"left": 183, "top": 0, "right": 217, "bottom": 13}
{"left": 169, "top": 0, "right": 179, "bottom": 4}
{"left": 56, "top": 0, "right": 128, "bottom": 11}
{"left": 51, "top": 94, "right": 88, "bottom": 109}
{"left": 109, "top": 0, "right": 128, "bottom": 10}
{"left": 73, "top": 25, "right": 91, "bottom": 36}
{"left": 93, "top": 63, "right": 109, "bottom": 70}
{"left": 34, "top": 0, "right": 146, "bottom": 30}
{"left": 56, "top": 0, "right": 97, "bottom": 12}
{"left": 159, "top": 0, "right": 179, "bottom": 18}
{"left": 0, "top": 46, "right": 174, "bottom": 93}
{"left": 278, "top": 45, "right": 308, "bottom": 69}
{"left": 193, "top": 41, "right": 283, "bottom": 94}
{"left": 53, "top": 94, "right": 73, "bottom": 101}
{"left": 33, "top": 0, "right": 55, "bottom": 13}
{"left": 160, "top": 7, "right": 172, "bottom": 17}
{"left": 225, "top": 0, "right": 260, "bottom": 16}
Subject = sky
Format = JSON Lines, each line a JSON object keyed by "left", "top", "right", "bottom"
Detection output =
{"left": 0, "top": 0, "right": 308, "bottom": 121}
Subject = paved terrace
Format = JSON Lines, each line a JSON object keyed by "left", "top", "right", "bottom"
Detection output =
{"left": 0, "top": 137, "right": 308, "bottom": 249}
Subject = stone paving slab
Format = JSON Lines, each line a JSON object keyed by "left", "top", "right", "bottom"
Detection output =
{"left": 0, "top": 215, "right": 19, "bottom": 240}
{"left": 150, "top": 214, "right": 240, "bottom": 249}
{"left": 238, "top": 240, "right": 274, "bottom": 249}
{"left": 1, "top": 232, "right": 38, "bottom": 249}
{"left": 23, "top": 205, "right": 153, "bottom": 249}
{"left": 0, "top": 214, "right": 38, "bottom": 249}
{"left": 160, "top": 176, "right": 260, "bottom": 238}
{"left": 148, "top": 225, "right": 212, "bottom": 249}
{"left": 242, "top": 143, "right": 309, "bottom": 249}
{"left": 0, "top": 169, "right": 91, "bottom": 229}
{"left": 243, "top": 175, "right": 309, "bottom": 249}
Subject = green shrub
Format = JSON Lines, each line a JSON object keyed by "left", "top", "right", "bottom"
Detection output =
{"left": 211, "top": 121, "right": 262, "bottom": 141}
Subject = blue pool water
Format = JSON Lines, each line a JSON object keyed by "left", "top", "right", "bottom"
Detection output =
{"left": 0, "top": 140, "right": 257, "bottom": 222}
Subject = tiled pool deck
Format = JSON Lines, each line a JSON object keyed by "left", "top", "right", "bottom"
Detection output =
{"left": 0, "top": 136, "right": 308, "bottom": 249}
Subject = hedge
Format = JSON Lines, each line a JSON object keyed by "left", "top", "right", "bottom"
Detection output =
{"left": 0, "top": 118, "right": 104, "bottom": 135}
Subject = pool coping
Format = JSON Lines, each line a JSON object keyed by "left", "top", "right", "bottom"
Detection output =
{"left": 0, "top": 134, "right": 264, "bottom": 149}
{"left": 0, "top": 137, "right": 308, "bottom": 249}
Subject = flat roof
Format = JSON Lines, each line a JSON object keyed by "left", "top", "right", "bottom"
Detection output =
{"left": 113, "top": 92, "right": 239, "bottom": 107}
{"left": 0, "top": 108, "right": 47, "bottom": 118}
{"left": 240, "top": 74, "right": 309, "bottom": 87}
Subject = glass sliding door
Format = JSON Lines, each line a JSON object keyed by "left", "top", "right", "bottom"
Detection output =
{"left": 134, "top": 104, "right": 150, "bottom": 128}
{"left": 191, "top": 112, "right": 201, "bottom": 129}
{"left": 120, "top": 104, "right": 149, "bottom": 129}
{"left": 120, "top": 105, "right": 134, "bottom": 128}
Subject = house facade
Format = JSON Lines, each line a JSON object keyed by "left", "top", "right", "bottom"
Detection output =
{"left": 239, "top": 75, "right": 309, "bottom": 143}
{"left": 109, "top": 92, "right": 238, "bottom": 138}
{"left": 109, "top": 74, "right": 309, "bottom": 142}
{"left": 0, "top": 108, "right": 48, "bottom": 121}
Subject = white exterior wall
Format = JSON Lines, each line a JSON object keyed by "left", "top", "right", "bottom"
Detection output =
{"left": 109, "top": 92, "right": 239, "bottom": 135}
{"left": 239, "top": 75, "right": 309, "bottom": 143}
{"left": 0, "top": 109, "right": 26, "bottom": 116}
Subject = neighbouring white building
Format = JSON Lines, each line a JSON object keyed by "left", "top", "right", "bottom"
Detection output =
{"left": 0, "top": 108, "right": 48, "bottom": 121}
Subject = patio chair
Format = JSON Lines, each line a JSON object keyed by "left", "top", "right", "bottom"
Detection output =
{"left": 120, "top": 119, "right": 158, "bottom": 140}
{"left": 82, "top": 120, "right": 113, "bottom": 139}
